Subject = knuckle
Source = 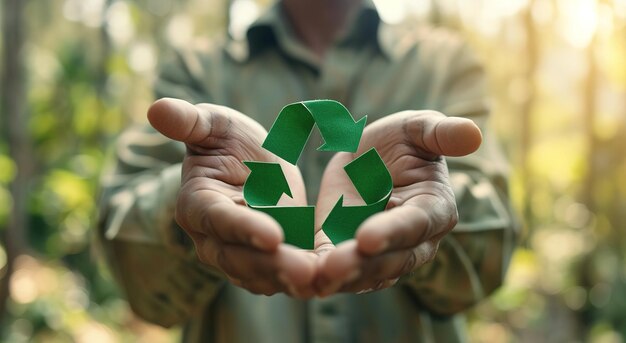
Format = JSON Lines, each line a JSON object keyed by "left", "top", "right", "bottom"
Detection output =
{"left": 448, "top": 208, "right": 459, "bottom": 231}
{"left": 403, "top": 110, "right": 443, "bottom": 132}
{"left": 199, "top": 104, "right": 232, "bottom": 138}
{"left": 174, "top": 201, "right": 191, "bottom": 230}
{"left": 415, "top": 240, "right": 439, "bottom": 267}
{"left": 214, "top": 248, "right": 228, "bottom": 270}
{"left": 195, "top": 249, "right": 211, "bottom": 266}
{"left": 403, "top": 115, "right": 424, "bottom": 138}
{"left": 425, "top": 241, "right": 440, "bottom": 262}
{"left": 399, "top": 250, "right": 418, "bottom": 276}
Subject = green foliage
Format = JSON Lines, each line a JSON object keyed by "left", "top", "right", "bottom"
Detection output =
{"left": 0, "top": 154, "right": 15, "bottom": 227}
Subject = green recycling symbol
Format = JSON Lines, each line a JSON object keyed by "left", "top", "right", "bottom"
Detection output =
{"left": 243, "top": 100, "right": 392, "bottom": 249}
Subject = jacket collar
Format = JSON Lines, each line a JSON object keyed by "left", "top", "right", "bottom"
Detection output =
{"left": 225, "top": 0, "right": 393, "bottom": 64}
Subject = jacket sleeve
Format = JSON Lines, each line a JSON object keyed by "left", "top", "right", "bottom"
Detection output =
{"left": 96, "top": 50, "right": 225, "bottom": 327}
{"left": 402, "top": 40, "right": 520, "bottom": 315}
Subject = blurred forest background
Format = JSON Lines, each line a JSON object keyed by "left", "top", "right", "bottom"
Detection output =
{"left": 0, "top": 0, "right": 625, "bottom": 341}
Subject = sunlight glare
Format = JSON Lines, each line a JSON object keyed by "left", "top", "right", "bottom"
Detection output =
{"left": 616, "top": 0, "right": 626, "bottom": 19}
{"left": 167, "top": 14, "right": 194, "bottom": 48}
{"left": 128, "top": 42, "right": 156, "bottom": 74}
{"left": 531, "top": 0, "right": 555, "bottom": 25}
{"left": 63, "top": 0, "right": 105, "bottom": 27}
{"left": 458, "top": 0, "right": 528, "bottom": 37}
{"left": 490, "top": 0, "right": 528, "bottom": 17}
{"left": 557, "top": 0, "right": 598, "bottom": 49}
{"left": 230, "top": 0, "right": 260, "bottom": 40}
{"left": 106, "top": 1, "right": 135, "bottom": 46}
{"left": 406, "top": 1, "right": 432, "bottom": 19}
{"left": 372, "top": 0, "right": 407, "bottom": 24}
{"left": 597, "top": 3, "right": 614, "bottom": 36}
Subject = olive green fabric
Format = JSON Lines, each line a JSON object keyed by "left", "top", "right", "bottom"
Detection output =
{"left": 97, "top": 2, "right": 518, "bottom": 342}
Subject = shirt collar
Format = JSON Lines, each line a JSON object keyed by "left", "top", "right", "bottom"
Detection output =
{"left": 226, "top": 0, "right": 393, "bottom": 63}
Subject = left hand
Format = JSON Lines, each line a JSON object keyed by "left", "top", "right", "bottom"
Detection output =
{"left": 314, "top": 110, "right": 482, "bottom": 296}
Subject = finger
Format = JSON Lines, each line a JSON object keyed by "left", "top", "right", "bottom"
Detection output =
{"left": 147, "top": 97, "right": 266, "bottom": 146}
{"left": 339, "top": 241, "right": 438, "bottom": 294}
{"left": 316, "top": 240, "right": 438, "bottom": 296}
{"left": 355, "top": 206, "right": 428, "bottom": 256}
{"left": 356, "top": 191, "right": 457, "bottom": 255}
{"left": 314, "top": 241, "right": 361, "bottom": 297}
{"left": 148, "top": 98, "right": 217, "bottom": 144}
{"left": 218, "top": 244, "right": 317, "bottom": 293}
{"left": 177, "top": 188, "right": 283, "bottom": 252}
{"left": 405, "top": 111, "right": 482, "bottom": 158}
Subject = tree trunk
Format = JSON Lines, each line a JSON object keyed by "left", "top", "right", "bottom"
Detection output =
{"left": 582, "top": 37, "right": 597, "bottom": 215}
{"left": 520, "top": 2, "right": 538, "bottom": 239}
{"left": 429, "top": 0, "right": 443, "bottom": 26}
{"left": 578, "top": 28, "right": 600, "bottom": 343}
{"left": 0, "top": 0, "right": 30, "bottom": 330}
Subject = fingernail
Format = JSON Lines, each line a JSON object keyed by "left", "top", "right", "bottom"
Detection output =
{"left": 387, "top": 278, "right": 400, "bottom": 287}
{"left": 356, "top": 288, "right": 374, "bottom": 294}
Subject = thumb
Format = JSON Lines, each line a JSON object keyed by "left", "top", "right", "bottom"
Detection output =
{"left": 147, "top": 98, "right": 205, "bottom": 143}
{"left": 409, "top": 111, "right": 482, "bottom": 159}
{"left": 148, "top": 98, "right": 268, "bottom": 147}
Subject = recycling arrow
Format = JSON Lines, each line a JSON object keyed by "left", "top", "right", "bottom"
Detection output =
{"left": 242, "top": 162, "right": 292, "bottom": 206}
{"left": 242, "top": 161, "right": 315, "bottom": 249}
{"left": 322, "top": 148, "right": 392, "bottom": 244}
{"left": 242, "top": 100, "right": 392, "bottom": 249}
{"left": 262, "top": 100, "right": 367, "bottom": 164}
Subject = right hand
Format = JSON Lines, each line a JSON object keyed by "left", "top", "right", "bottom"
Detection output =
{"left": 148, "top": 98, "right": 316, "bottom": 297}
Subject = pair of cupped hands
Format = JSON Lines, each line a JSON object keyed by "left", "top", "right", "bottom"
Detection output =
{"left": 148, "top": 98, "right": 482, "bottom": 298}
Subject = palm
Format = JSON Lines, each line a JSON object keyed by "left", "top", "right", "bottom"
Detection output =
{"left": 150, "top": 100, "right": 482, "bottom": 297}
{"left": 314, "top": 110, "right": 482, "bottom": 295}
{"left": 316, "top": 111, "right": 454, "bottom": 251}
{"left": 149, "top": 99, "right": 317, "bottom": 297}
{"left": 178, "top": 105, "right": 307, "bottom": 211}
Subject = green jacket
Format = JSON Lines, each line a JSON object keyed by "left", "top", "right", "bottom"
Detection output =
{"left": 97, "top": 2, "right": 517, "bottom": 342}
